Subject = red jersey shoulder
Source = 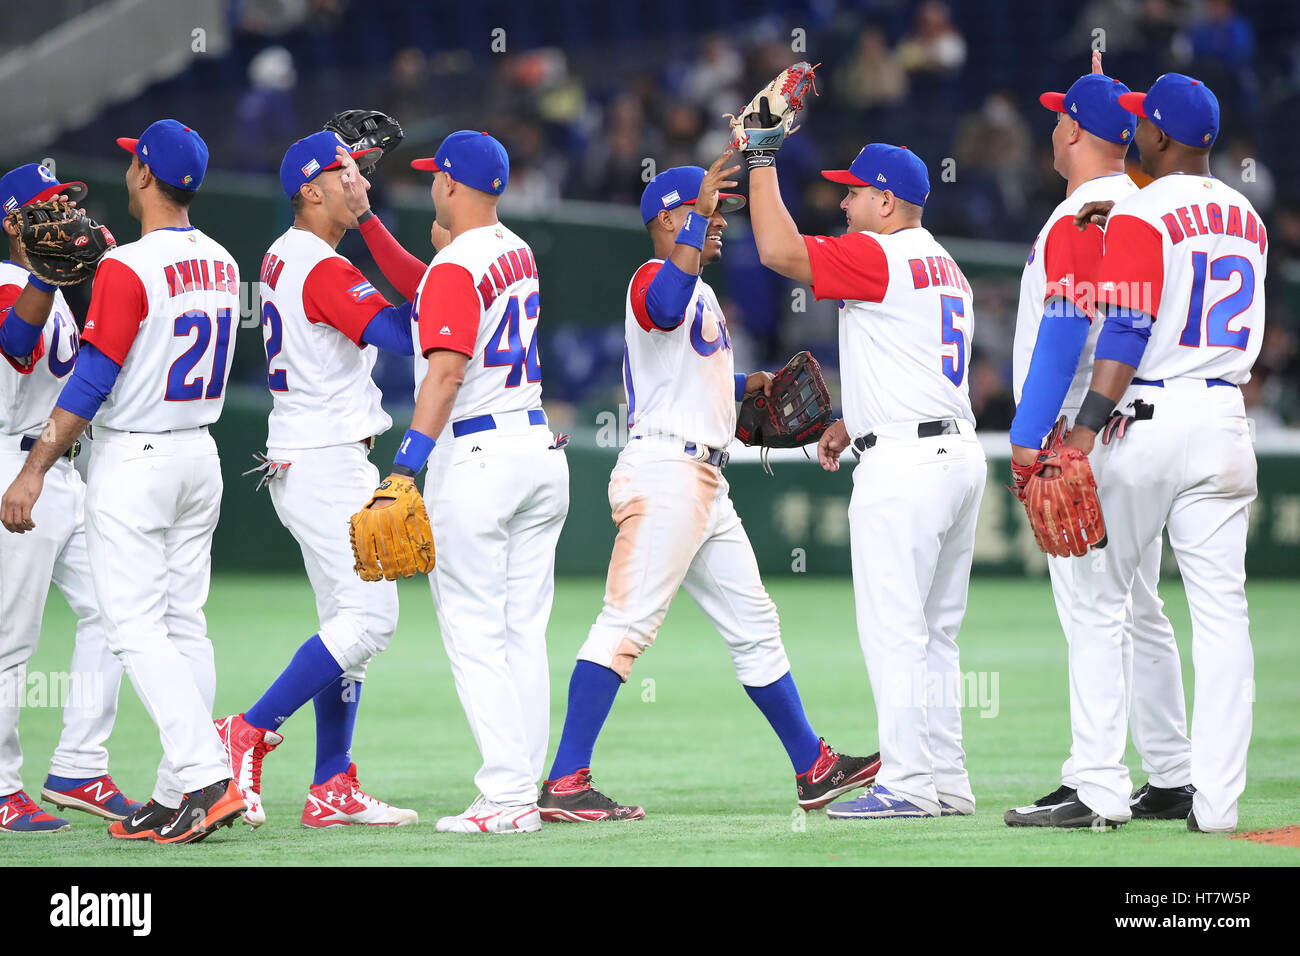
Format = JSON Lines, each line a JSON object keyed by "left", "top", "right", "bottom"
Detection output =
{"left": 1042, "top": 215, "right": 1104, "bottom": 317}
{"left": 802, "top": 232, "right": 889, "bottom": 303}
{"left": 416, "top": 262, "right": 479, "bottom": 358}
{"left": 81, "top": 257, "right": 148, "bottom": 366}
{"left": 301, "top": 256, "right": 392, "bottom": 346}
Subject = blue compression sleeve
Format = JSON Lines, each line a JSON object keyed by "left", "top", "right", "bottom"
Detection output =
{"left": 1008, "top": 298, "right": 1091, "bottom": 448}
{"left": 360, "top": 302, "right": 414, "bottom": 355}
{"left": 644, "top": 258, "right": 696, "bottom": 330}
{"left": 55, "top": 342, "right": 121, "bottom": 420}
{"left": 0, "top": 306, "right": 42, "bottom": 359}
{"left": 1094, "top": 304, "right": 1153, "bottom": 368}
{"left": 735, "top": 373, "right": 747, "bottom": 400}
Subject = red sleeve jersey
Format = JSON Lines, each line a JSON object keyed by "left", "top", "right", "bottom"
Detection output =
{"left": 416, "top": 263, "right": 479, "bottom": 358}
{"left": 1041, "top": 216, "right": 1105, "bottom": 318}
{"left": 1096, "top": 213, "right": 1166, "bottom": 319}
{"left": 82, "top": 257, "right": 148, "bottom": 365}
{"left": 301, "top": 257, "right": 393, "bottom": 346}
{"left": 802, "top": 232, "right": 890, "bottom": 303}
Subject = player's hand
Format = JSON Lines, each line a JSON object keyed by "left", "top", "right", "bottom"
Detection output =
{"left": 337, "top": 146, "right": 372, "bottom": 225}
{"left": 430, "top": 221, "right": 451, "bottom": 252}
{"left": 1075, "top": 199, "right": 1115, "bottom": 231}
{"left": 1091, "top": 49, "right": 1103, "bottom": 74}
{"left": 744, "top": 370, "right": 774, "bottom": 396}
{"left": 694, "top": 150, "right": 741, "bottom": 219}
{"left": 1, "top": 472, "right": 43, "bottom": 533}
{"left": 818, "top": 418, "right": 850, "bottom": 472}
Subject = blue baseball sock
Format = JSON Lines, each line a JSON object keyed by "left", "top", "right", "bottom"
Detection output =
{"left": 547, "top": 661, "right": 623, "bottom": 780}
{"left": 312, "top": 677, "right": 361, "bottom": 785}
{"left": 244, "top": 634, "right": 342, "bottom": 731}
{"left": 744, "top": 672, "right": 822, "bottom": 774}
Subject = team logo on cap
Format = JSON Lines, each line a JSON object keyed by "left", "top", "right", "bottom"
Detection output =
{"left": 3, "top": 197, "right": 17, "bottom": 213}
{"left": 662, "top": 189, "right": 680, "bottom": 207}
{"left": 301, "top": 158, "right": 321, "bottom": 178}
{"left": 493, "top": 177, "right": 502, "bottom": 190}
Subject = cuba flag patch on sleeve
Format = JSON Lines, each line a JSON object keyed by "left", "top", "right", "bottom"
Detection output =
{"left": 347, "top": 280, "right": 379, "bottom": 303}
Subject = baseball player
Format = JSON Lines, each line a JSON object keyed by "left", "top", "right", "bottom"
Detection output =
{"left": 537, "top": 158, "right": 880, "bottom": 824}
{"left": 354, "top": 130, "right": 569, "bottom": 835}
{"left": 1, "top": 120, "right": 245, "bottom": 844}
{"left": 214, "top": 132, "right": 422, "bottom": 828}
{"left": 1003, "top": 55, "right": 1195, "bottom": 828}
{"left": 1051, "top": 74, "right": 1263, "bottom": 832}
{"left": 0, "top": 164, "right": 140, "bottom": 833}
{"left": 745, "top": 120, "right": 985, "bottom": 818}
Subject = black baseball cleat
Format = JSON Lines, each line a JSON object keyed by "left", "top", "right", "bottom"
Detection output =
{"left": 107, "top": 799, "right": 179, "bottom": 841}
{"left": 797, "top": 739, "right": 881, "bottom": 811}
{"left": 538, "top": 769, "right": 645, "bottom": 822}
{"left": 1130, "top": 782, "right": 1195, "bottom": 820}
{"left": 1003, "top": 784, "right": 1077, "bottom": 827}
{"left": 151, "top": 779, "right": 246, "bottom": 845}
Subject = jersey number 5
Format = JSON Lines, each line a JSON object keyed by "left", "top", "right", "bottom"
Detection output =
{"left": 484, "top": 292, "right": 541, "bottom": 387}
{"left": 940, "top": 294, "right": 967, "bottom": 387}
{"left": 165, "top": 308, "right": 233, "bottom": 401}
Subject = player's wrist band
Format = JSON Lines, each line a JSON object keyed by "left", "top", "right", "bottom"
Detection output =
{"left": 676, "top": 212, "right": 707, "bottom": 251}
{"left": 1074, "top": 390, "right": 1117, "bottom": 433}
{"left": 393, "top": 428, "right": 435, "bottom": 474}
{"left": 27, "top": 274, "right": 56, "bottom": 293}
{"left": 356, "top": 209, "right": 375, "bottom": 226}
{"left": 746, "top": 150, "right": 777, "bottom": 170}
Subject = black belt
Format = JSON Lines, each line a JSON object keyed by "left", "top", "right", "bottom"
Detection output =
{"left": 20, "top": 435, "right": 81, "bottom": 461}
{"left": 853, "top": 419, "right": 959, "bottom": 454}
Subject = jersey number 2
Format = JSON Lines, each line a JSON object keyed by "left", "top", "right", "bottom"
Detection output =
{"left": 940, "top": 295, "right": 966, "bottom": 387}
{"left": 484, "top": 292, "right": 541, "bottom": 387}
{"left": 165, "top": 308, "right": 232, "bottom": 401}
{"left": 1179, "top": 253, "right": 1254, "bottom": 350}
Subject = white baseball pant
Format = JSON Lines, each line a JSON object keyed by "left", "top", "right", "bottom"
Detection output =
{"left": 1, "top": 446, "right": 124, "bottom": 794}
{"left": 84, "top": 427, "right": 228, "bottom": 806}
{"left": 847, "top": 420, "right": 986, "bottom": 817}
{"left": 425, "top": 417, "right": 569, "bottom": 808}
{"left": 1068, "top": 379, "right": 1255, "bottom": 830}
{"left": 266, "top": 442, "right": 398, "bottom": 680}
{"left": 576, "top": 436, "right": 792, "bottom": 687}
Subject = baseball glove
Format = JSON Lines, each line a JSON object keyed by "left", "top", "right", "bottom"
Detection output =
{"left": 724, "top": 61, "right": 820, "bottom": 152}
{"left": 1008, "top": 415, "right": 1068, "bottom": 502}
{"left": 324, "top": 109, "right": 404, "bottom": 170}
{"left": 349, "top": 474, "right": 435, "bottom": 581}
{"left": 736, "top": 351, "right": 834, "bottom": 473}
{"left": 1023, "top": 446, "right": 1107, "bottom": 558}
{"left": 7, "top": 200, "right": 115, "bottom": 287}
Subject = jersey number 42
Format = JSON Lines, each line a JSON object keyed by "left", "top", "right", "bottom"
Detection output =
{"left": 484, "top": 291, "right": 541, "bottom": 387}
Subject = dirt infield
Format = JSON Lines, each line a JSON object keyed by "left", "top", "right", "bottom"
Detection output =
{"left": 1231, "top": 825, "right": 1300, "bottom": 847}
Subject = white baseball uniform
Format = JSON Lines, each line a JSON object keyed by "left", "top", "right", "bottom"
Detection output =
{"left": 1068, "top": 175, "right": 1264, "bottom": 830}
{"left": 574, "top": 259, "right": 791, "bottom": 688}
{"left": 257, "top": 227, "right": 399, "bottom": 680}
{"left": 414, "top": 222, "right": 569, "bottom": 808}
{"left": 1013, "top": 173, "right": 1192, "bottom": 793}
{"left": 804, "top": 226, "right": 985, "bottom": 816}
{"left": 0, "top": 263, "right": 124, "bottom": 794}
{"left": 79, "top": 226, "right": 239, "bottom": 805}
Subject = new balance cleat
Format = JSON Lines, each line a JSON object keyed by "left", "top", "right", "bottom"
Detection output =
{"left": 214, "top": 713, "right": 283, "bottom": 827}
{"left": 436, "top": 794, "right": 541, "bottom": 834}
{"left": 538, "top": 769, "right": 645, "bottom": 822}
{"left": 827, "top": 784, "right": 934, "bottom": 819}
{"left": 151, "top": 779, "right": 246, "bottom": 844}
{"left": 107, "top": 799, "right": 179, "bottom": 840}
{"left": 301, "top": 763, "right": 418, "bottom": 828}
{"left": 1003, "top": 784, "right": 1077, "bottom": 827}
{"left": 42, "top": 773, "right": 140, "bottom": 822}
{"left": 1130, "top": 782, "right": 1195, "bottom": 820}
{"left": 796, "top": 739, "right": 880, "bottom": 811}
{"left": 0, "top": 790, "right": 70, "bottom": 834}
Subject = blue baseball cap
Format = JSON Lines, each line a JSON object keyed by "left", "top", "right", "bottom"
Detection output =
{"left": 0, "top": 163, "right": 86, "bottom": 214}
{"left": 116, "top": 119, "right": 208, "bottom": 191}
{"left": 280, "top": 130, "right": 382, "bottom": 198}
{"left": 1039, "top": 73, "right": 1137, "bottom": 145}
{"left": 1119, "top": 73, "right": 1219, "bottom": 148}
{"left": 639, "top": 166, "right": 746, "bottom": 224}
{"left": 410, "top": 130, "right": 510, "bottom": 195}
{"left": 822, "top": 144, "right": 930, "bottom": 206}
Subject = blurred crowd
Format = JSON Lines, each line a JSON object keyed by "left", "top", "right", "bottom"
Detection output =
{"left": 46, "top": 0, "right": 1300, "bottom": 429}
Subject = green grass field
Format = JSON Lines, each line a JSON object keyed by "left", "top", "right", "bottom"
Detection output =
{"left": 4, "top": 575, "right": 1298, "bottom": 866}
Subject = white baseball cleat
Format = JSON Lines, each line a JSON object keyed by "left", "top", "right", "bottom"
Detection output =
{"left": 435, "top": 794, "right": 542, "bottom": 834}
{"left": 214, "top": 713, "right": 283, "bottom": 828}
{"left": 301, "top": 763, "right": 418, "bottom": 827}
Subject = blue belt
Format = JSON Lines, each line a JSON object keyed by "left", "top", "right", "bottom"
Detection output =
{"left": 20, "top": 434, "right": 80, "bottom": 461}
{"left": 451, "top": 408, "right": 547, "bottom": 438}
{"left": 1131, "top": 377, "right": 1236, "bottom": 388}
